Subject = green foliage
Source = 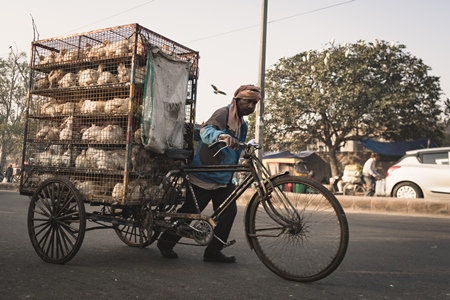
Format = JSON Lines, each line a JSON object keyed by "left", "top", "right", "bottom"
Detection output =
{"left": 255, "top": 40, "right": 450, "bottom": 155}
{"left": 0, "top": 50, "right": 29, "bottom": 167}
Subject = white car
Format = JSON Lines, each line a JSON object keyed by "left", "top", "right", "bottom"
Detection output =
{"left": 386, "top": 147, "right": 450, "bottom": 198}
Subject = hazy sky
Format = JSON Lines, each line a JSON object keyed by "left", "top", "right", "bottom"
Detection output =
{"left": 1, "top": 0, "right": 449, "bottom": 123}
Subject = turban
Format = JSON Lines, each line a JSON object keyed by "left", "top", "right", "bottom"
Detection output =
{"left": 233, "top": 85, "right": 261, "bottom": 101}
{"left": 228, "top": 85, "right": 261, "bottom": 138}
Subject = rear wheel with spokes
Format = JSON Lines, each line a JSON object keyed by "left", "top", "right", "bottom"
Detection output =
{"left": 27, "top": 178, "right": 86, "bottom": 264}
{"left": 112, "top": 206, "right": 156, "bottom": 247}
{"left": 246, "top": 176, "right": 349, "bottom": 282}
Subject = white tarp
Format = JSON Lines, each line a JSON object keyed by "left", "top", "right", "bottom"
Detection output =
{"left": 141, "top": 48, "right": 190, "bottom": 154}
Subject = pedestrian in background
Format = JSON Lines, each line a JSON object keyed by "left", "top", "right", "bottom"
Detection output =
{"left": 362, "top": 153, "right": 380, "bottom": 196}
{"left": 5, "top": 165, "right": 13, "bottom": 183}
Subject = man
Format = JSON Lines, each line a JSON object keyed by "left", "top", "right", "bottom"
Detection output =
{"left": 362, "top": 153, "right": 380, "bottom": 196}
{"left": 157, "top": 84, "right": 261, "bottom": 263}
{"left": 5, "top": 165, "right": 13, "bottom": 183}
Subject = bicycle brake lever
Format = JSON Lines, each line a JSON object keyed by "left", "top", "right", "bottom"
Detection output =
{"left": 213, "top": 145, "right": 229, "bottom": 157}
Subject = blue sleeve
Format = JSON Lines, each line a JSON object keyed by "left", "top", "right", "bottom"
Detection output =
{"left": 200, "top": 125, "right": 225, "bottom": 145}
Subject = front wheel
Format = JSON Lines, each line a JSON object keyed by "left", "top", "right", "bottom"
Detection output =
{"left": 246, "top": 176, "right": 349, "bottom": 283}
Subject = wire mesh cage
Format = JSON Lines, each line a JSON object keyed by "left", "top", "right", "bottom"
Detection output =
{"left": 20, "top": 23, "right": 199, "bottom": 205}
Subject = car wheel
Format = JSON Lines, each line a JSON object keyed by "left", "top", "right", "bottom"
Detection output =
{"left": 393, "top": 182, "right": 423, "bottom": 198}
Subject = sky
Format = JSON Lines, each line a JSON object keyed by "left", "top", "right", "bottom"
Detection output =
{"left": 1, "top": 0, "right": 449, "bottom": 123}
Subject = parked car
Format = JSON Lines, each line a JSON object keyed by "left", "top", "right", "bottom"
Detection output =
{"left": 386, "top": 147, "right": 450, "bottom": 198}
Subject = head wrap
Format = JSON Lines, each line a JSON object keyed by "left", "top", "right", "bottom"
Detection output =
{"left": 228, "top": 85, "right": 261, "bottom": 138}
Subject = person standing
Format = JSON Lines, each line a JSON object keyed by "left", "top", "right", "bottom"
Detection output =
{"left": 157, "top": 84, "right": 261, "bottom": 263}
{"left": 5, "top": 165, "right": 13, "bottom": 183}
{"left": 362, "top": 153, "right": 380, "bottom": 196}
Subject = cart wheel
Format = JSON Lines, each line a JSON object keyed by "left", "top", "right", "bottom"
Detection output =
{"left": 112, "top": 206, "right": 154, "bottom": 248}
{"left": 28, "top": 178, "right": 86, "bottom": 264}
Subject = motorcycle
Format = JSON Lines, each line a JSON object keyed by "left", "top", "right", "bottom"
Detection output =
{"left": 342, "top": 178, "right": 367, "bottom": 196}
{"left": 341, "top": 168, "right": 367, "bottom": 196}
{"left": 329, "top": 174, "right": 344, "bottom": 194}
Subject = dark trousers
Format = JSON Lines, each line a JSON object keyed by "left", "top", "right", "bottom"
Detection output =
{"left": 158, "top": 183, "right": 237, "bottom": 254}
{"left": 363, "top": 175, "right": 375, "bottom": 196}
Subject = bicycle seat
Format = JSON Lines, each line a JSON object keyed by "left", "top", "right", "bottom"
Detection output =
{"left": 165, "top": 149, "right": 193, "bottom": 160}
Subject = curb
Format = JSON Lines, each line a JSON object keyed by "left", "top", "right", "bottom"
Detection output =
{"left": 236, "top": 190, "right": 450, "bottom": 217}
{"left": 336, "top": 195, "right": 450, "bottom": 217}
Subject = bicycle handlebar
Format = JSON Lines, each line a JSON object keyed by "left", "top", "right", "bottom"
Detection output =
{"left": 208, "top": 140, "right": 261, "bottom": 157}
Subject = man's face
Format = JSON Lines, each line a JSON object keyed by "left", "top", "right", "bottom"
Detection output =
{"left": 236, "top": 98, "right": 259, "bottom": 116}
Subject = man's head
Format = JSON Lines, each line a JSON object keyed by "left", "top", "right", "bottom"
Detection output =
{"left": 370, "top": 153, "right": 378, "bottom": 160}
{"left": 233, "top": 85, "right": 261, "bottom": 117}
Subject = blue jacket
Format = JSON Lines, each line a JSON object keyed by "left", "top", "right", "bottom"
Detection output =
{"left": 191, "top": 106, "right": 247, "bottom": 184}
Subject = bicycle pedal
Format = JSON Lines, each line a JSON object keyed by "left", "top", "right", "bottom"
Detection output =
{"left": 223, "top": 239, "right": 236, "bottom": 248}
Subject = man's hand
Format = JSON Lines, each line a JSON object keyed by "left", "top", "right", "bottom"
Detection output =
{"left": 218, "top": 134, "right": 239, "bottom": 150}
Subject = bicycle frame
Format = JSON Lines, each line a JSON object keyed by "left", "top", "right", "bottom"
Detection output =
{"left": 155, "top": 142, "right": 295, "bottom": 234}
{"left": 162, "top": 146, "right": 268, "bottom": 223}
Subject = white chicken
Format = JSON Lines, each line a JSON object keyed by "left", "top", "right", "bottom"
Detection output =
{"left": 48, "top": 69, "right": 65, "bottom": 88}
{"left": 80, "top": 99, "right": 106, "bottom": 114}
{"left": 78, "top": 65, "right": 102, "bottom": 86}
{"left": 105, "top": 38, "right": 130, "bottom": 58}
{"left": 75, "top": 149, "right": 92, "bottom": 169}
{"left": 96, "top": 151, "right": 115, "bottom": 170}
{"left": 112, "top": 183, "right": 125, "bottom": 199}
{"left": 51, "top": 148, "right": 66, "bottom": 167}
{"left": 59, "top": 116, "right": 73, "bottom": 140}
{"left": 117, "top": 63, "right": 131, "bottom": 83}
{"left": 39, "top": 51, "right": 57, "bottom": 65}
{"left": 62, "top": 146, "right": 79, "bottom": 167}
{"left": 56, "top": 48, "right": 67, "bottom": 63}
{"left": 36, "top": 125, "right": 60, "bottom": 140}
{"left": 97, "top": 70, "right": 118, "bottom": 85}
{"left": 86, "top": 40, "right": 111, "bottom": 60}
{"left": 59, "top": 128, "right": 72, "bottom": 140}
{"left": 134, "top": 128, "right": 142, "bottom": 144}
{"left": 40, "top": 99, "right": 63, "bottom": 116}
{"left": 63, "top": 49, "right": 85, "bottom": 62}
{"left": 100, "top": 124, "right": 123, "bottom": 142}
{"left": 76, "top": 181, "right": 109, "bottom": 197}
{"left": 62, "top": 102, "right": 78, "bottom": 114}
{"left": 35, "top": 150, "right": 53, "bottom": 166}
{"left": 34, "top": 77, "right": 50, "bottom": 90}
{"left": 110, "top": 150, "right": 126, "bottom": 170}
{"left": 58, "top": 73, "right": 78, "bottom": 88}
{"left": 81, "top": 124, "right": 103, "bottom": 142}
{"left": 104, "top": 97, "right": 129, "bottom": 114}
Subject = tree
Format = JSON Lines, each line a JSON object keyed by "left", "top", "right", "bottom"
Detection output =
{"left": 249, "top": 40, "right": 450, "bottom": 176}
{"left": 0, "top": 48, "right": 29, "bottom": 171}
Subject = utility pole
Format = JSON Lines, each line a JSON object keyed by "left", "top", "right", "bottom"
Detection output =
{"left": 256, "top": 0, "right": 268, "bottom": 159}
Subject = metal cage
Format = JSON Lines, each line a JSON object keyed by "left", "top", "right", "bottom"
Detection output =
{"left": 20, "top": 23, "right": 199, "bottom": 205}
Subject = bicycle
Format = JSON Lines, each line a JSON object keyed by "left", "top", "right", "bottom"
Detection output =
{"left": 139, "top": 140, "right": 349, "bottom": 282}
{"left": 27, "top": 140, "right": 349, "bottom": 283}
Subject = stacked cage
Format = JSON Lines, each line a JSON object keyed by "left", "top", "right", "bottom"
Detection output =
{"left": 20, "top": 23, "right": 199, "bottom": 205}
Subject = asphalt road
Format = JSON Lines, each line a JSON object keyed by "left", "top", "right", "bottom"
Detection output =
{"left": 1, "top": 190, "right": 450, "bottom": 300}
